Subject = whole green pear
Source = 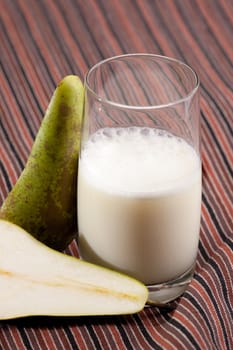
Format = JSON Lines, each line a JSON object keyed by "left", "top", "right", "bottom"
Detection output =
{"left": 0, "top": 75, "right": 84, "bottom": 250}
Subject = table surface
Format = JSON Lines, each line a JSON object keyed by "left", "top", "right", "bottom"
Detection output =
{"left": 1, "top": 1, "right": 232, "bottom": 349}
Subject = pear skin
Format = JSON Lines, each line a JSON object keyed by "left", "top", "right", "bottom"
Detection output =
{"left": 0, "top": 76, "right": 84, "bottom": 250}
{"left": 0, "top": 220, "right": 148, "bottom": 319}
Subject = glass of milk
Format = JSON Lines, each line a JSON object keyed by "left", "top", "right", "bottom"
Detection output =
{"left": 77, "top": 54, "right": 201, "bottom": 305}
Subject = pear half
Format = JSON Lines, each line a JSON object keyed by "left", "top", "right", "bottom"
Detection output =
{"left": 0, "top": 220, "right": 148, "bottom": 319}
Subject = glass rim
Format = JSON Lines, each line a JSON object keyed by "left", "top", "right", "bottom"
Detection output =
{"left": 84, "top": 53, "right": 200, "bottom": 111}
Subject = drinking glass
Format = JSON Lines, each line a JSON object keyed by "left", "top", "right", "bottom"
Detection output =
{"left": 77, "top": 54, "right": 201, "bottom": 305}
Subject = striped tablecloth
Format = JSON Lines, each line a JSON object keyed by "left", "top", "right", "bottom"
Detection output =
{"left": 1, "top": 1, "right": 232, "bottom": 349}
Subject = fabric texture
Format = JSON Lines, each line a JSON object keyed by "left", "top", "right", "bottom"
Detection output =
{"left": 0, "top": 0, "right": 232, "bottom": 349}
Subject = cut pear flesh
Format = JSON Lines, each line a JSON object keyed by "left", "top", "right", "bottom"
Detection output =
{"left": 0, "top": 220, "right": 148, "bottom": 319}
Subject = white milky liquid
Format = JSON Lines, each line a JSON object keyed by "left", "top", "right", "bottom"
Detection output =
{"left": 78, "top": 127, "right": 202, "bottom": 285}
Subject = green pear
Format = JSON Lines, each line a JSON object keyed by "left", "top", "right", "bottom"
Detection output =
{"left": 0, "top": 220, "right": 148, "bottom": 319}
{"left": 0, "top": 76, "right": 84, "bottom": 250}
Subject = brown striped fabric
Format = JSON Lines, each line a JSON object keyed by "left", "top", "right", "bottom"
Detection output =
{"left": 0, "top": 0, "right": 232, "bottom": 349}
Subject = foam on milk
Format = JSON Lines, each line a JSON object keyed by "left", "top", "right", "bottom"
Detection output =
{"left": 80, "top": 127, "right": 200, "bottom": 196}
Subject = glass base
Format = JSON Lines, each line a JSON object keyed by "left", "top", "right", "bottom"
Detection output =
{"left": 146, "top": 265, "right": 195, "bottom": 306}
